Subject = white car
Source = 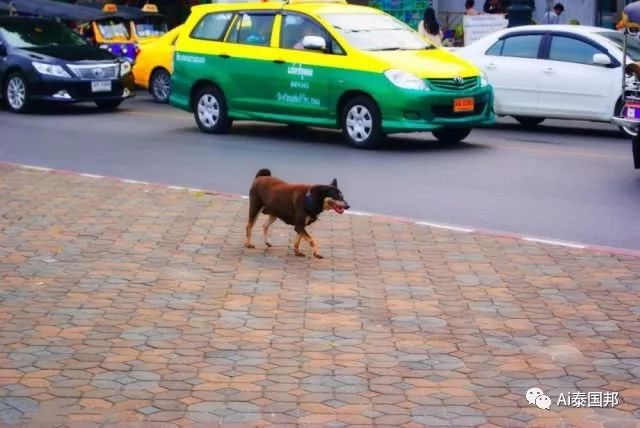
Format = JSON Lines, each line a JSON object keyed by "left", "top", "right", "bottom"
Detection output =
{"left": 456, "top": 25, "right": 640, "bottom": 136}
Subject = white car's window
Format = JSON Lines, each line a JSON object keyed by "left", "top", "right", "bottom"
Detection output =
{"left": 322, "top": 13, "right": 431, "bottom": 51}
{"left": 500, "top": 35, "right": 541, "bottom": 59}
{"left": 548, "top": 36, "right": 603, "bottom": 65}
{"left": 191, "top": 12, "right": 234, "bottom": 41}
{"left": 485, "top": 39, "right": 504, "bottom": 56}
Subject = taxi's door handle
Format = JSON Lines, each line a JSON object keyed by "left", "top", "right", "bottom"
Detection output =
{"left": 219, "top": 53, "right": 230, "bottom": 59}
{"left": 274, "top": 59, "right": 285, "bottom": 64}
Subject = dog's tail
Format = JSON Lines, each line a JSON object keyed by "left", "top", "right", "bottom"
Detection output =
{"left": 255, "top": 168, "right": 271, "bottom": 178}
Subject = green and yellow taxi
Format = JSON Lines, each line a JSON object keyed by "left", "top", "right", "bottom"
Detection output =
{"left": 170, "top": 0, "right": 494, "bottom": 149}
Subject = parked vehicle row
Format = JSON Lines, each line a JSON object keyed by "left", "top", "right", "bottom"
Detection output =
{"left": 1, "top": 0, "right": 638, "bottom": 157}
{"left": 0, "top": 0, "right": 168, "bottom": 62}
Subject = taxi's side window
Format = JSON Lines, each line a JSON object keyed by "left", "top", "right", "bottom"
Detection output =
{"left": 280, "top": 14, "right": 343, "bottom": 54}
{"left": 191, "top": 12, "right": 234, "bottom": 41}
{"left": 225, "top": 13, "right": 276, "bottom": 47}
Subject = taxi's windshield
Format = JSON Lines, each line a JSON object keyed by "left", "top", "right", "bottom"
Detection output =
{"left": 322, "top": 13, "right": 432, "bottom": 51}
{"left": 97, "top": 19, "right": 130, "bottom": 40}
{"left": 597, "top": 31, "right": 640, "bottom": 61}
{"left": 135, "top": 17, "right": 167, "bottom": 38}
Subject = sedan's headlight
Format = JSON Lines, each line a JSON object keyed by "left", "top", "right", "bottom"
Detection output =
{"left": 32, "top": 62, "right": 71, "bottom": 78}
{"left": 384, "top": 69, "right": 429, "bottom": 91}
{"left": 120, "top": 60, "right": 132, "bottom": 76}
{"left": 480, "top": 71, "right": 489, "bottom": 87}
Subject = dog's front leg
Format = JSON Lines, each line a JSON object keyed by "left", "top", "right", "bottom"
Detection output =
{"left": 305, "top": 231, "right": 323, "bottom": 259}
{"left": 294, "top": 225, "right": 322, "bottom": 259}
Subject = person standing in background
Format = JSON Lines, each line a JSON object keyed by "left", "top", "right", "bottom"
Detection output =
{"left": 543, "top": 3, "right": 564, "bottom": 24}
{"left": 417, "top": 7, "right": 443, "bottom": 46}
{"left": 465, "top": 0, "right": 481, "bottom": 15}
{"left": 483, "top": 0, "right": 504, "bottom": 14}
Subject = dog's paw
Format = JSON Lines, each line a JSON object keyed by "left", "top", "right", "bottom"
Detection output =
{"left": 245, "top": 243, "right": 256, "bottom": 249}
{"left": 265, "top": 242, "right": 272, "bottom": 248}
{"left": 313, "top": 253, "right": 324, "bottom": 259}
{"left": 294, "top": 251, "right": 305, "bottom": 257}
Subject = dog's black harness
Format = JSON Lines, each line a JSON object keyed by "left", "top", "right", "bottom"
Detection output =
{"left": 304, "top": 188, "right": 314, "bottom": 212}
{"left": 304, "top": 188, "right": 318, "bottom": 223}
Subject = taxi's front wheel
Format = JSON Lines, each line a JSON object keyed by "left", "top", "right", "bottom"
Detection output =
{"left": 341, "top": 96, "right": 383, "bottom": 149}
{"left": 194, "top": 85, "right": 231, "bottom": 134}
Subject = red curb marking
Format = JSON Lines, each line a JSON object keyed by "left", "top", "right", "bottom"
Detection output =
{"left": 2, "top": 160, "right": 639, "bottom": 258}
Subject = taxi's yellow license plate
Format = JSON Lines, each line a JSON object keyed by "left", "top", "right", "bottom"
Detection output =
{"left": 454, "top": 97, "right": 474, "bottom": 113}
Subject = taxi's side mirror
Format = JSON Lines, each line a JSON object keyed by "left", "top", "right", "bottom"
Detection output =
{"left": 302, "top": 35, "right": 326, "bottom": 52}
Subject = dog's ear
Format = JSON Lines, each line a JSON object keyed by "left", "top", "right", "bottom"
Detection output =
{"left": 330, "top": 178, "right": 338, "bottom": 187}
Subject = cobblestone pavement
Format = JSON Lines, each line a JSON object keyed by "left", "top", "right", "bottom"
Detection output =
{"left": 1, "top": 164, "right": 639, "bottom": 428}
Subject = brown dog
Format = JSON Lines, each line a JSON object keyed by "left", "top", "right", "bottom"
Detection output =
{"left": 245, "top": 169, "right": 350, "bottom": 258}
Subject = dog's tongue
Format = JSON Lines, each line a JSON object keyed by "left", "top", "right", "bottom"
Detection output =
{"left": 333, "top": 205, "right": 344, "bottom": 214}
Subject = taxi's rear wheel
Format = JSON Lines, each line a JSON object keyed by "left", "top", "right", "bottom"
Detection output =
{"left": 341, "top": 96, "right": 383, "bottom": 149}
{"left": 150, "top": 68, "right": 171, "bottom": 104}
{"left": 432, "top": 128, "right": 471, "bottom": 145}
{"left": 193, "top": 85, "right": 231, "bottom": 134}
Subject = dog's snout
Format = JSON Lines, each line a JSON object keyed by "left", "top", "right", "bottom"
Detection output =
{"left": 344, "top": 203, "right": 351, "bottom": 210}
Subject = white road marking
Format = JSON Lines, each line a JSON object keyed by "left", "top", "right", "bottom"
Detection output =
{"left": 415, "top": 221, "right": 474, "bottom": 233}
{"left": 522, "top": 237, "right": 586, "bottom": 249}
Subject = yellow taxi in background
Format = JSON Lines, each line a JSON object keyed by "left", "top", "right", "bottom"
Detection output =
{"left": 133, "top": 25, "right": 182, "bottom": 103}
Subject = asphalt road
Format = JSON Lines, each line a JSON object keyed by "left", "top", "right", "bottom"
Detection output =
{"left": 1, "top": 95, "right": 639, "bottom": 250}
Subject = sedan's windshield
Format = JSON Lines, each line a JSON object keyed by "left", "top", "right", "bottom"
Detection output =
{"left": 597, "top": 31, "right": 640, "bottom": 61}
{"left": 97, "top": 19, "right": 130, "bottom": 40}
{"left": 322, "top": 13, "right": 431, "bottom": 51}
{"left": 0, "top": 20, "right": 87, "bottom": 48}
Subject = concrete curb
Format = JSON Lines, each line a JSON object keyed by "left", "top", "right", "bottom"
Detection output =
{"left": 4, "top": 160, "right": 640, "bottom": 259}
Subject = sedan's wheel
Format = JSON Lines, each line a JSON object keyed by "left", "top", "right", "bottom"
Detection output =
{"left": 341, "top": 96, "right": 382, "bottom": 149}
{"left": 616, "top": 100, "right": 638, "bottom": 138}
{"left": 432, "top": 128, "right": 471, "bottom": 144}
{"left": 194, "top": 86, "right": 231, "bottom": 134}
{"left": 150, "top": 68, "right": 171, "bottom": 103}
{"left": 4, "top": 73, "right": 30, "bottom": 113}
{"left": 514, "top": 116, "right": 545, "bottom": 128}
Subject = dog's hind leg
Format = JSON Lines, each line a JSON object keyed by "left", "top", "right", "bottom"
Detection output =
{"left": 293, "top": 233, "right": 305, "bottom": 257}
{"left": 263, "top": 215, "right": 277, "bottom": 247}
{"left": 245, "top": 198, "right": 262, "bottom": 249}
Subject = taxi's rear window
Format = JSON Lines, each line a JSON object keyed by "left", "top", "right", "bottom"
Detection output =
{"left": 191, "top": 12, "right": 234, "bottom": 41}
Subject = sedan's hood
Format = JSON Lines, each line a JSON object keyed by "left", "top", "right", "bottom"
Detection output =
{"left": 19, "top": 45, "right": 116, "bottom": 62}
{"left": 364, "top": 48, "right": 480, "bottom": 79}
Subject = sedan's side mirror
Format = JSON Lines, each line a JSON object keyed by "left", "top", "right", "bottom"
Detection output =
{"left": 302, "top": 35, "right": 326, "bottom": 52}
{"left": 0, "top": 42, "right": 6, "bottom": 57}
{"left": 593, "top": 53, "right": 611, "bottom": 66}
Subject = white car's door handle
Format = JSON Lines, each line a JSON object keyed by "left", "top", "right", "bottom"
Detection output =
{"left": 486, "top": 63, "right": 496, "bottom": 70}
{"left": 543, "top": 67, "right": 554, "bottom": 74}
